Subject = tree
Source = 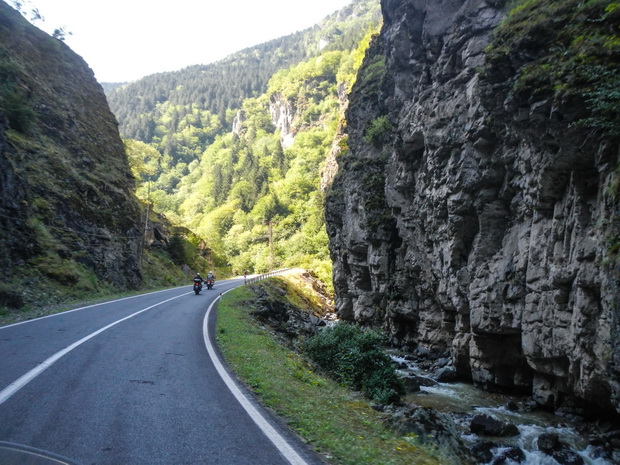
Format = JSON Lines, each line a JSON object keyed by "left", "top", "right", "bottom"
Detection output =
{"left": 52, "top": 26, "right": 71, "bottom": 41}
{"left": 124, "top": 139, "right": 162, "bottom": 181}
{"left": 10, "top": 1, "right": 72, "bottom": 41}
{"left": 167, "top": 234, "right": 189, "bottom": 265}
{"left": 251, "top": 192, "right": 288, "bottom": 223}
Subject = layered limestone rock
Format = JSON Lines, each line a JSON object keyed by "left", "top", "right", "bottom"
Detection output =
{"left": 324, "top": 0, "right": 620, "bottom": 416}
{"left": 0, "top": 2, "right": 143, "bottom": 300}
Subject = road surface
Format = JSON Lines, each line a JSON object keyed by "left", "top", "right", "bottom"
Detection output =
{"left": 0, "top": 278, "right": 324, "bottom": 465}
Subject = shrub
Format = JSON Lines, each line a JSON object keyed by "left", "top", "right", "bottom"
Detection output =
{"left": 302, "top": 322, "right": 404, "bottom": 404}
{"left": 166, "top": 233, "right": 190, "bottom": 265}
{"left": 363, "top": 115, "right": 391, "bottom": 144}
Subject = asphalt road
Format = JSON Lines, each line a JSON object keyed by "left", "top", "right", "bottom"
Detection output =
{"left": 0, "top": 278, "right": 324, "bottom": 465}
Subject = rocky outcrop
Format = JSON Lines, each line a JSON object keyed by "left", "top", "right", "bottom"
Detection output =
{"left": 269, "top": 92, "right": 296, "bottom": 147}
{"left": 323, "top": 0, "right": 620, "bottom": 416}
{"left": 0, "top": 2, "right": 143, "bottom": 304}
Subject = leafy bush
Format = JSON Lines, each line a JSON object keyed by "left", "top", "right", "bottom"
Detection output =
{"left": 302, "top": 322, "right": 404, "bottom": 404}
{"left": 363, "top": 115, "right": 391, "bottom": 144}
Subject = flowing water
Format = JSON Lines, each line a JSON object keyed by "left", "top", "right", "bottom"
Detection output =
{"left": 391, "top": 354, "right": 615, "bottom": 465}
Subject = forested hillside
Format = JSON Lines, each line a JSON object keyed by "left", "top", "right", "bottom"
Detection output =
{"left": 107, "top": 0, "right": 380, "bottom": 141}
{"left": 106, "top": 0, "right": 381, "bottom": 285}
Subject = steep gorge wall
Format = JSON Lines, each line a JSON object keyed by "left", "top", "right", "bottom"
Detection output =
{"left": 0, "top": 2, "right": 143, "bottom": 303}
{"left": 324, "top": 0, "right": 620, "bottom": 416}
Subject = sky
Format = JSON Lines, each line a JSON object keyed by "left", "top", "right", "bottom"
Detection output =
{"left": 21, "top": 0, "right": 354, "bottom": 83}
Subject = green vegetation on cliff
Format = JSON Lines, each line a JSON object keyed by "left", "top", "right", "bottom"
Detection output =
{"left": 0, "top": 1, "right": 146, "bottom": 312}
{"left": 487, "top": 0, "right": 620, "bottom": 137}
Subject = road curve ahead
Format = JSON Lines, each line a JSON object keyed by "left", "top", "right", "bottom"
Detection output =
{"left": 0, "top": 279, "right": 324, "bottom": 465}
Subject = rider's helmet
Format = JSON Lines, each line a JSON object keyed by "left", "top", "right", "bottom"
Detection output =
{"left": 197, "top": 273, "right": 201, "bottom": 276}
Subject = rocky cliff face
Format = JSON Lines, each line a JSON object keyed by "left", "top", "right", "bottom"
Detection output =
{"left": 0, "top": 2, "right": 143, "bottom": 306}
{"left": 324, "top": 0, "right": 620, "bottom": 417}
{"left": 269, "top": 92, "right": 296, "bottom": 148}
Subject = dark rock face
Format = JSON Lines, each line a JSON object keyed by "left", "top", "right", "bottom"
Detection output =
{"left": 0, "top": 3, "right": 143, "bottom": 295}
{"left": 323, "top": 0, "right": 620, "bottom": 416}
{"left": 247, "top": 280, "right": 333, "bottom": 344}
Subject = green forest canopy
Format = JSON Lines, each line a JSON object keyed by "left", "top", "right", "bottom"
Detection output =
{"left": 113, "top": 0, "right": 382, "bottom": 287}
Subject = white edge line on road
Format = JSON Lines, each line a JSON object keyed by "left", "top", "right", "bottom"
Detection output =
{"left": 202, "top": 291, "right": 310, "bottom": 465}
{"left": 0, "top": 292, "right": 190, "bottom": 406}
{"left": 0, "top": 286, "right": 189, "bottom": 331}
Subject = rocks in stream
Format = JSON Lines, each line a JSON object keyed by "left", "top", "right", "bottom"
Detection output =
{"left": 402, "top": 374, "right": 438, "bottom": 393}
{"left": 491, "top": 446, "right": 525, "bottom": 465}
{"left": 551, "top": 450, "right": 585, "bottom": 465}
{"left": 385, "top": 405, "right": 472, "bottom": 464}
{"left": 470, "top": 438, "right": 590, "bottom": 465}
{"left": 470, "top": 441, "right": 526, "bottom": 464}
{"left": 536, "top": 432, "right": 585, "bottom": 465}
{"left": 434, "top": 366, "right": 458, "bottom": 382}
{"left": 470, "top": 442, "right": 497, "bottom": 464}
{"left": 247, "top": 289, "right": 619, "bottom": 465}
{"left": 470, "top": 414, "right": 520, "bottom": 437}
{"left": 403, "top": 376, "right": 422, "bottom": 393}
{"left": 537, "top": 432, "right": 561, "bottom": 453}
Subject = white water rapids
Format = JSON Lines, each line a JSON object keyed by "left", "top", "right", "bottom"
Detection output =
{"left": 391, "top": 355, "right": 614, "bottom": 465}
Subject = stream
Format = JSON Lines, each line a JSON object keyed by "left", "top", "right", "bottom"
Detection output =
{"left": 390, "top": 354, "right": 617, "bottom": 465}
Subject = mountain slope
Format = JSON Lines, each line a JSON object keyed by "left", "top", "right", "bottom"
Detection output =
{"left": 0, "top": 1, "right": 143, "bottom": 309}
{"left": 106, "top": 0, "right": 381, "bottom": 143}
{"left": 104, "top": 0, "right": 381, "bottom": 283}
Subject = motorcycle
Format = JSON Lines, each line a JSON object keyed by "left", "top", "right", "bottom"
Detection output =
{"left": 193, "top": 278, "right": 202, "bottom": 295}
{"left": 206, "top": 278, "right": 214, "bottom": 290}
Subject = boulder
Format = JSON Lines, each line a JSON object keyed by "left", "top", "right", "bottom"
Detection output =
{"left": 434, "top": 366, "right": 458, "bottom": 382}
{"left": 552, "top": 450, "right": 585, "bottom": 465}
{"left": 470, "top": 414, "right": 520, "bottom": 437}
{"left": 491, "top": 446, "right": 525, "bottom": 464}
{"left": 470, "top": 441, "right": 496, "bottom": 463}
{"left": 537, "top": 432, "right": 561, "bottom": 454}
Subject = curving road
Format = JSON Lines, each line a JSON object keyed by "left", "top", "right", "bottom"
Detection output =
{"left": 0, "top": 278, "right": 324, "bottom": 465}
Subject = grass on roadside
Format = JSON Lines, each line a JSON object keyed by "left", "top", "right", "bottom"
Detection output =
{"left": 0, "top": 284, "right": 182, "bottom": 327}
{"left": 216, "top": 285, "right": 442, "bottom": 465}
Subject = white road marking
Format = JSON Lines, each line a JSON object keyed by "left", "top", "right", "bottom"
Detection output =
{"left": 0, "top": 292, "right": 189, "bottom": 406}
{"left": 202, "top": 291, "right": 310, "bottom": 465}
{"left": 0, "top": 286, "right": 188, "bottom": 330}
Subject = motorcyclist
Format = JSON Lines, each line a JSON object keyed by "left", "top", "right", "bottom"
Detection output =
{"left": 193, "top": 273, "right": 204, "bottom": 284}
{"left": 206, "top": 271, "right": 215, "bottom": 282}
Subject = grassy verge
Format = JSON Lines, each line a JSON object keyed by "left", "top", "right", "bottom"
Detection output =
{"left": 216, "top": 285, "right": 442, "bottom": 465}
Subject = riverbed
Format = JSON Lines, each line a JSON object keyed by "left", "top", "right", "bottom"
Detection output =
{"left": 391, "top": 354, "right": 616, "bottom": 465}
